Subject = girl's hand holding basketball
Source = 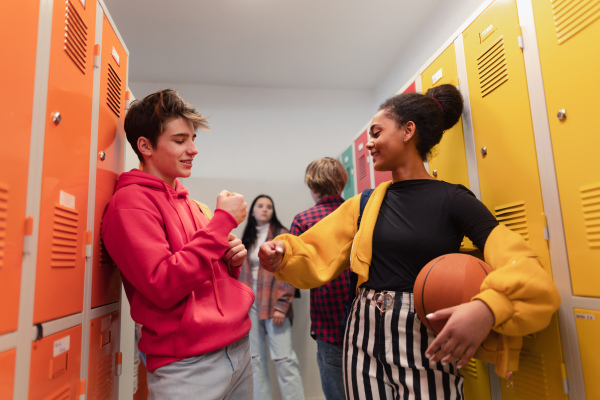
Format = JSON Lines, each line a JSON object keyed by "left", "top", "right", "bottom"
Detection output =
{"left": 424, "top": 300, "right": 494, "bottom": 368}
{"left": 258, "top": 240, "right": 286, "bottom": 272}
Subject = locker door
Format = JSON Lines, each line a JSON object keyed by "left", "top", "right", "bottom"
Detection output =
{"left": 462, "top": 1, "right": 565, "bottom": 399}
{"left": 0, "top": 349, "right": 16, "bottom": 400}
{"left": 91, "top": 14, "right": 127, "bottom": 308}
{"left": 532, "top": 0, "right": 600, "bottom": 297}
{"left": 29, "top": 325, "right": 82, "bottom": 400}
{"left": 573, "top": 309, "right": 600, "bottom": 399}
{"left": 0, "top": 0, "right": 40, "bottom": 335}
{"left": 354, "top": 130, "right": 373, "bottom": 192}
{"left": 420, "top": 44, "right": 470, "bottom": 188}
{"left": 88, "top": 312, "right": 120, "bottom": 400}
{"left": 34, "top": 0, "right": 97, "bottom": 324}
{"left": 341, "top": 145, "right": 356, "bottom": 200}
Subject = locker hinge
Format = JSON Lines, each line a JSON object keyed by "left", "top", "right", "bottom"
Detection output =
{"left": 23, "top": 216, "right": 34, "bottom": 255}
{"left": 94, "top": 44, "right": 101, "bottom": 69}
{"left": 541, "top": 212, "right": 549, "bottom": 241}
{"left": 116, "top": 352, "right": 123, "bottom": 376}
{"left": 79, "top": 378, "right": 87, "bottom": 400}
{"left": 517, "top": 25, "right": 524, "bottom": 50}
{"left": 561, "top": 363, "right": 569, "bottom": 394}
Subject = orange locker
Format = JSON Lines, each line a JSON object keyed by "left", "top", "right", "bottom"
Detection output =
{"left": 88, "top": 312, "right": 120, "bottom": 399}
{"left": 33, "top": 0, "right": 98, "bottom": 324}
{"left": 0, "top": 349, "right": 16, "bottom": 400}
{"left": 532, "top": 0, "right": 600, "bottom": 297}
{"left": 29, "top": 325, "right": 82, "bottom": 400}
{"left": 91, "top": 14, "right": 128, "bottom": 308}
{"left": 0, "top": 0, "right": 40, "bottom": 335}
{"left": 354, "top": 130, "right": 373, "bottom": 192}
{"left": 462, "top": 1, "right": 566, "bottom": 399}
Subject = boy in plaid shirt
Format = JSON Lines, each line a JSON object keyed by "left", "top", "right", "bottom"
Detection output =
{"left": 290, "top": 157, "right": 349, "bottom": 400}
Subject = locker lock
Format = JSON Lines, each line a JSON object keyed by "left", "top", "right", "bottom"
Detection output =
{"left": 480, "top": 147, "right": 488, "bottom": 157}
{"left": 52, "top": 112, "right": 62, "bottom": 125}
{"left": 99, "top": 151, "right": 106, "bottom": 161}
{"left": 557, "top": 109, "right": 566, "bottom": 120}
{"left": 432, "top": 170, "right": 438, "bottom": 178}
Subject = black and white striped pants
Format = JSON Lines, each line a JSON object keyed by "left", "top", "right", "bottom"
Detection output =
{"left": 343, "top": 288, "right": 464, "bottom": 400}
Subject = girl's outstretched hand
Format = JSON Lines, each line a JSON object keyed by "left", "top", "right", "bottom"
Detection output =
{"left": 258, "top": 240, "right": 286, "bottom": 272}
{"left": 425, "top": 300, "right": 494, "bottom": 368}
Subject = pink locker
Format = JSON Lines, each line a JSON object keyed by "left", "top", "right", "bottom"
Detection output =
{"left": 354, "top": 130, "right": 372, "bottom": 193}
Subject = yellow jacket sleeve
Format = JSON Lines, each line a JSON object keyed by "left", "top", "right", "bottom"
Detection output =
{"left": 273, "top": 195, "right": 360, "bottom": 289}
{"left": 473, "top": 224, "right": 561, "bottom": 336}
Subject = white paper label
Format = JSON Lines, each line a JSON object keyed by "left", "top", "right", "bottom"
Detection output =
{"left": 112, "top": 47, "right": 120, "bottom": 66}
{"left": 481, "top": 24, "right": 494, "bottom": 40}
{"left": 358, "top": 143, "right": 364, "bottom": 151}
{"left": 59, "top": 191, "right": 76, "bottom": 209}
{"left": 79, "top": 0, "right": 86, "bottom": 7}
{"left": 575, "top": 313, "right": 596, "bottom": 321}
{"left": 344, "top": 156, "right": 349, "bottom": 163}
{"left": 54, "top": 336, "right": 70, "bottom": 357}
{"left": 432, "top": 68, "right": 443, "bottom": 85}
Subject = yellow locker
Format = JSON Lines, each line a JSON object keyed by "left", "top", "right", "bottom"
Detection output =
{"left": 462, "top": 0, "right": 566, "bottom": 399}
{"left": 532, "top": 0, "right": 600, "bottom": 297}
{"left": 573, "top": 309, "right": 600, "bottom": 398}
{"left": 420, "top": 43, "right": 470, "bottom": 188}
{"left": 0, "top": 0, "right": 39, "bottom": 335}
{"left": 460, "top": 359, "right": 492, "bottom": 400}
{"left": 33, "top": 0, "right": 97, "bottom": 324}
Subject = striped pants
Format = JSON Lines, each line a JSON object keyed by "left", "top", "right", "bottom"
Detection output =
{"left": 343, "top": 288, "right": 464, "bottom": 400}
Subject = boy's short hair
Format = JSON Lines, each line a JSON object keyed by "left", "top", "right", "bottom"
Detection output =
{"left": 124, "top": 89, "right": 209, "bottom": 164}
{"left": 304, "top": 157, "right": 348, "bottom": 197}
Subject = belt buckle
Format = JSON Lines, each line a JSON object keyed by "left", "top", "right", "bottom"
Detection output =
{"left": 374, "top": 292, "right": 393, "bottom": 313}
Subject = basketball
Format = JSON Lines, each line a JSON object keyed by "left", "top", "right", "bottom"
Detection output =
{"left": 413, "top": 253, "right": 493, "bottom": 335}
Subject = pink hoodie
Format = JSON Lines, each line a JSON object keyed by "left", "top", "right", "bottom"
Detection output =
{"left": 101, "top": 169, "right": 254, "bottom": 371}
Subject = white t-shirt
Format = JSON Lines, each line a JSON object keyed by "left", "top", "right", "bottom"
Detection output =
{"left": 250, "top": 224, "right": 269, "bottom": 281}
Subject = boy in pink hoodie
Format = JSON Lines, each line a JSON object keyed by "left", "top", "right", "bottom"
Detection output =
{"left": 101, "top": 89, "right": 255, "bottom": 399}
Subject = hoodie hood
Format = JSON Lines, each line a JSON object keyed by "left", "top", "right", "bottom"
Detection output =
{"left": 115, "top": 169, "right": 189, "bottom": 198}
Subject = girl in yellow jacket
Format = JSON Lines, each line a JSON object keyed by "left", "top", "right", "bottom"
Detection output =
{"left": 259, "top": 84, "right": 560, "bottom": 400}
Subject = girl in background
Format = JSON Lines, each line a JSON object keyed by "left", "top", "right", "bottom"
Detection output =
{"left": 240, "top": 195, "right": 305, "bottom": 400}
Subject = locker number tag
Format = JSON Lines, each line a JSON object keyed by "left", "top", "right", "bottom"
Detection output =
{"left": 54, "top": 336, "right": 71, "bottom": 357}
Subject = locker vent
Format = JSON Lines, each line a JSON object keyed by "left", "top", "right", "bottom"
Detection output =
{"left": 94, "top": 353, "right": 114, "bottom": 399}
{"left": 99, "top": 238, "right": 115, "bottom": 268}
{"left": 358, "top": 154, "right": 368, "bottom": 180}
{"left": 0, "top": 183, "right": 7, "bottom": 269}
{"left": 552, "top": 0, "right": 600, "bottom": 45}
{"left": 477, "top": 36, "right": 508, "bottom": 98}
{"left": 580, "top": 182, "right": 600, "bottom": 248}
{"left": 107, "top": 64, "right": 122, "bottom": 117}
{"left": 494, "top": 201, "right": 529, "bottom": 241}
{"left": 512, "top": 345, "right": 549, "bottom": 398}
{"left": 64, "top": 0, "right": 88, "bottom": 74}
{"left": 459, "top": 359, "right": 478, "bottom": 379}
{"left": 52, "top": 205, "right": 79, "bottom": 268}
{"left": 49, "top": 387, "right": 70, "bottom": 400}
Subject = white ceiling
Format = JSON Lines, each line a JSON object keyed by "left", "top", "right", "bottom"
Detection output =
{"left": 102, "top": 0, "right": 446, "bottom": 90}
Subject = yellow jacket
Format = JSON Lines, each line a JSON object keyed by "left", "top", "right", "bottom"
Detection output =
{"left": 274, "top": 181, "right": 560, "bottom": 377}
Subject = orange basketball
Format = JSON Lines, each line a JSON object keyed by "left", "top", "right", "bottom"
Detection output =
{"left": 413, "top": 253, "right": 493, "bottom": 335}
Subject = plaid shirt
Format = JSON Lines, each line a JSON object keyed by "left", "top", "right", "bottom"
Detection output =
{"left": 290, "top": 196, "right": 350, "bottom": 347}
{"left": 239, "top": 225, "right": 296, "bottom": 323}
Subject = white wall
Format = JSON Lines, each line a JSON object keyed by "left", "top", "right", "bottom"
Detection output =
{"left": 372, "top": 0, "right": 488, "bottom": 110}
{"left": 128, "top": 82, "right": 373, "bottom": 399}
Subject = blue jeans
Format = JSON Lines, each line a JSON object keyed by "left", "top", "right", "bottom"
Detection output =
{"left": 249, "top": 300, "right": 305, "bottom": 400}
{"left": 147, "top": 335, "right": 253, "bottom": 399}
{"left": 316, "top": 339, "right": 345, "bottom": 400}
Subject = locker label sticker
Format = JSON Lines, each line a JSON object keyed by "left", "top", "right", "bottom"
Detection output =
{"left": 575, "top": 313, "right": 595, "bottom": 320}
{"left": 54, "top": 336, "right": 70, "bottom": 357}
{"left": 59, "top": 191, "right": 76, "bottom": 209}
{"left": 79, "top": 0, "right": 86, "bottom": 7}
{"left": 358, "top": 143, "right": 364, "bottom": 151}
{"left": 101, "top": 316, "right": 111, "bottom": 331}
{"left": 112, "top": 47, "right": 121, "bottom": 66}
{"left": 432, "top": 68, "right": 443, "bottom": 85}
{"left": 480, "top": 24, "right": 496, "bottom": 43}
